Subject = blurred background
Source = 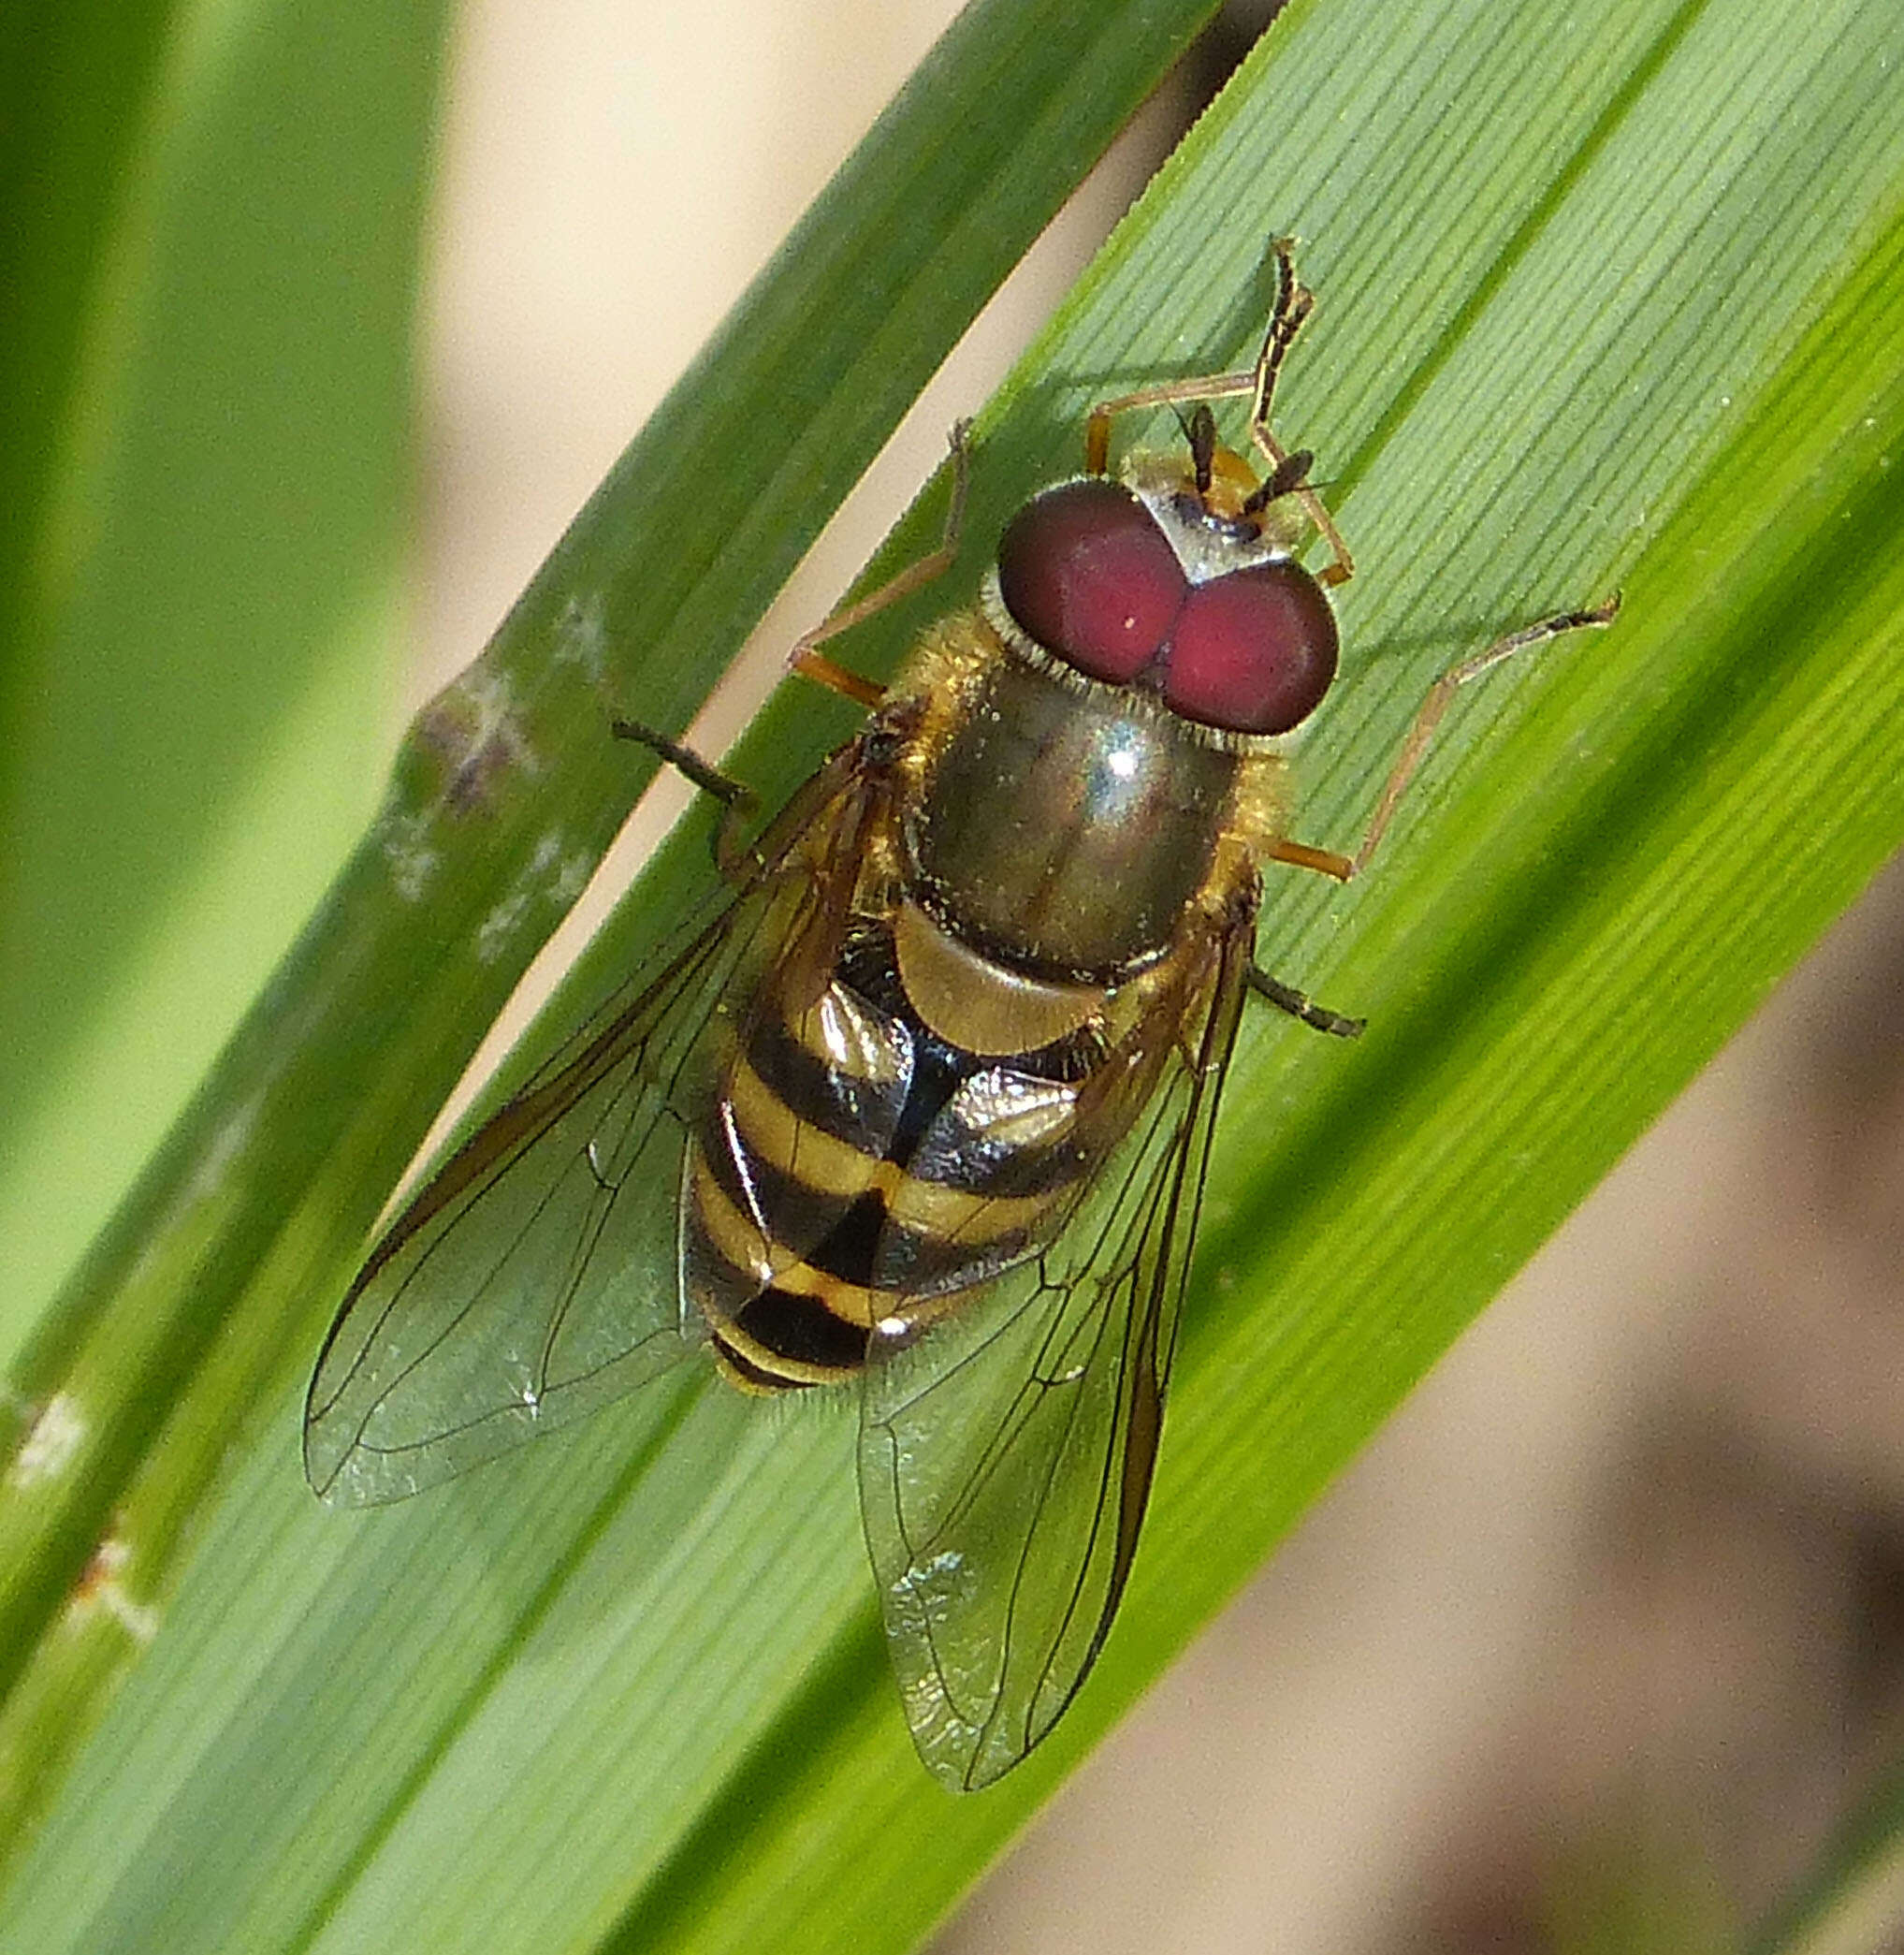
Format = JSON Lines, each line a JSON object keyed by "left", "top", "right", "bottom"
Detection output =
{"left": 409, "top": 1, "right": 1904, "bottom": 1948}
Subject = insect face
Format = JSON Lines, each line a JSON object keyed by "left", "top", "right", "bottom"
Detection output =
{"left": 994, "top": 457, "right": 1339, "bottom": 737}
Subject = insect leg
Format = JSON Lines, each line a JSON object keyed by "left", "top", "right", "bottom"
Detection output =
{"left": 1247, "top": 236, "right": 1315, "bottom": 438}
{"left": 1261, "top": 836, "right": 1354, "bottom": 883}
{"left": 1246, "top": 967, "right": 1364, "bottom": 1039}
{"left": 1083, "top": 239, "right": 1352, "bottom": 586}
{"left": 789, "top": 419, "right": 972, "bottom": 708}
{"left": 609, "top": 717, "right": 760, "bottom": 882}
{"left": 1243, "top": 239, "right": 1351, "bottom": 586}
{"left": 1083, "top": 366, "right": 1257, "bottom": 478}
{"left": 1344, "top": 596, "right": 1622, "bottom": 879}
{"left": 1257, "top": 596, "right": 1621, "bottom": 887}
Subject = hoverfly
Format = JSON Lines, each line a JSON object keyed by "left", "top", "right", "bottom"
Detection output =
{"left": 306, "top": 242, "right": 1618, "bottom": 1790}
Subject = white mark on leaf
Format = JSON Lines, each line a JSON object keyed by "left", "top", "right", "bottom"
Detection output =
{"left": 381, "top": 810, "right": 439, "bottom": 901}
{"left": 553, "top": 592, "right": 608, "bottom": 679}
{"left": 8, "top": 1393, "right": 87, "bottom": 1489}
{"left": 65, "top": 1536, "right": 161, "bottom": 1644}
{"left": 475, "top": 826, "right": 579, "bottom": 963}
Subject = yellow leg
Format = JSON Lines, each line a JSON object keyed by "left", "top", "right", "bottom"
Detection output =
{"left": 1272, "top": 597, "right": 1624, "bottom": 885}
{"left": 1083, "top": 239, "right": 1354, "bottom": 587}
{"left": 789, "top": 419, "right": 972, "bottom": 708}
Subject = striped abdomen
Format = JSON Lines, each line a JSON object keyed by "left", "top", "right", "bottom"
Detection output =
{"left": 683, "top": 911, "right": 1116, "bottom": 1393}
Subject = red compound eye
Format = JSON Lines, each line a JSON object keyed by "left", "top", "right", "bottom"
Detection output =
{"left": 997, "top": 480, "right": 1185, "bottom": 683}
{"left": 1162, "top": 561, "right": 1338, "bottom": 735}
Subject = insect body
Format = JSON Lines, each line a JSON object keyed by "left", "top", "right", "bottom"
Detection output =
{"left": 688, "top": 458, "right": 1333, "bottom": 1400}
{"left": 306, "top": 244, "right": 1617, "bottom": 1790}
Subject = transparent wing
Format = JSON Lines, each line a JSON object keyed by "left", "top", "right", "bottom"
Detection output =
{"left": 306, "top": 751, "right": 875, "bottom": 1504}
{"left": 858, "top": 901, "right": 1256, "bottom": 1789}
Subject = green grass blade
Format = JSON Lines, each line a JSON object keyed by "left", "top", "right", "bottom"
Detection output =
{"left": 0, "top": 0, "right": 1220, "bottom": 1889}
{"left": 5, "top": 0, "right": 1903, "bottom": 1950}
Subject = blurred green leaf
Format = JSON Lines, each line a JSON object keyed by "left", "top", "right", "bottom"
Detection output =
{"left": 0, "top": 0, "right": 448, "bottom": 1364}
{"left": 1749, "top": 1757, "right": 1904, "bottom": 1953}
